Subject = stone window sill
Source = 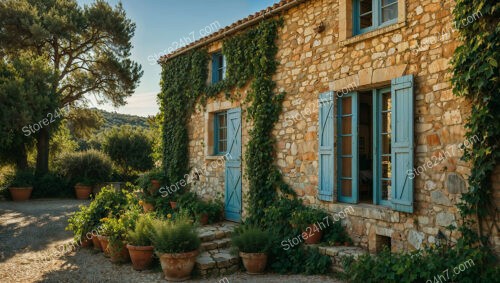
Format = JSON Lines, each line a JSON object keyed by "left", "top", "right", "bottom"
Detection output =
{"left": 205, "top": 155, "right": 226, "bottom": 161}
{"left": 327, "top": 202, "right": 398, "bottom": 222}
{"left": 340, "top": 22, "right": 406, "bottom": 47}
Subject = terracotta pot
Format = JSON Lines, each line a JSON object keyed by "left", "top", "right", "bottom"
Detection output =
{"left": 91, "top": 235, "right": 102, "bottom": 251}
{"left": 127, "top": 244, "right": 154, "bottom": 270}
{"left": 170, "top": 201, "right": 177, "bottom": 209}
{"left": 334, "top": 242, "right": 341, "bottom": 246}
{"left": 109, "top": 243, "right": 130, "bottom": 264}
{"left": 159, "top": 250, "right": 198, "bottom": 281}
{"left": 98, "top": 236, "right": 110, "bottom": 257}
{"left": 344, "top": 241, "right": 350, "bottom": 246}
{"left": 198, "top": 213, "right": 209, "bottom": 225}
{"left": 80, "top": 237, "right": 93, "bottom": 248}
{"left": 303, "top": 224, "right": 323, "bottom": 244}
{"left": 151, "top": 179, "right": 161, "bottom": 189}
{"left": 240, "top": 252, "right": 267, "bottom": 274}
{"left": 9, "top": 187, "right": 33, "bottom": 201}
{"left": 74, "top": 185, "right": 92, "bottom": 200}
{"left": 142, "top": 202, "right": 154, "bottom": 212}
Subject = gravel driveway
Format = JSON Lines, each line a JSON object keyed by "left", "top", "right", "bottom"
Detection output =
{"left": 0, "top": 199, "right": 344, "bottom": 283}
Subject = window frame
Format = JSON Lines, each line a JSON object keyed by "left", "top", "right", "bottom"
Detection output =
{"left": 211, "top": 52, "right": 226, "bottom": 83}
{"left": 337, "top": 92, "right": 359, "bottom": 204}
{"left": 353, "top": 0, "right": 398, "bottom": 35}
{"left": 214, "top": 111, "right": 228, "bottom": 155}
{"left": 372, "top": 87, "right": 392, "bottom": 207}
{"left": 337, "top": 88, "right": 393, "bottom": 208}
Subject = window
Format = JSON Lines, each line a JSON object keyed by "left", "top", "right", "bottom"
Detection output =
{"left": 353, "top": 0, "right": 398, "bottom": 35}
{"left": 211, "top": 52, "right": 226, "bottom": 83}
{"left": 214, "top": 111, "right": 227, "bottom": 154}
{"left": 317, "top": 75, "right": 414, "bottom": 213}
{"left": 337, "top": 88, "right": 393, "bottom": 205}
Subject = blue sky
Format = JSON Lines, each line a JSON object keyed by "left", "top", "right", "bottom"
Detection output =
{"left": 77, "top": 0, "right": 280, "bottom": 117}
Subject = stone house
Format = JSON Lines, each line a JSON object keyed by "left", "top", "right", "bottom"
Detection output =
{"left": 160, "top": 0, "right": 499, "bottom": 253}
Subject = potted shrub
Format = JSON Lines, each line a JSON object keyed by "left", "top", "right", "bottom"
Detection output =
{"left": 57, "top": 150, "right": 113, "bottom": 199}
{"left": 127, "top": 215, "right": 155, "bottom": 270}
{"left": 290, "top": 207, "right": 327, "bottom": 244}
{"left": 326, "top": 221, "right": 352, "bottom": 246}
{"left": 66, "top": 186, "right": 134, "bottom": 253}
{"left": 66, "top": 205, "right": 93, "bottom": 249}
{"left": 7, "top": 170, "right": 35, "bottom": 201}
{"left": 193, "top": 200, "right": 223, "bottom": 225}
{"left": 74, "top": 178, "right": 93, "bottom": 200}
{"left": 137, "top": 169, "right": 165, "bottom": 195}
{"left": 91, "top": 232, "right": 102, "bottom": 251}
{"left": 170, "top": 200, "right": 177, "bottom": 209}
{"left": 232, "top": 226, "right": 271, "bottom": 274}
{"left": 138, "top": 195, "right": 155, "bottom": 213}
{"left": 101, "top": 216, "right": 130, "bottom": 263}
{"left": 150, "top": 216, "right": 201, "bottom": 281}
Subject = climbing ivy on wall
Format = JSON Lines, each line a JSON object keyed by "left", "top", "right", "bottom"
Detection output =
{"left": 223, "top": 19, "right": 295, "bottom": 221}
{"left": 159, "top": 19, "right": 294, "bottom": 217}
{"left": 159, "top": 49, "right": 208, "bottom": 185}
{"left": 451, "top": 0, "right": 499, "bottom": 245}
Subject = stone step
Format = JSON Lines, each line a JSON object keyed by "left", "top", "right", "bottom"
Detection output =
{"left": 318, "top": 246, "right": 368, "bottom": 272}
{"left": 195, "top": 248, "right": 240, "bottom": 278}
{"left": 197, "top": 222, "right": 238, "bottom": 243}
{"left": 200, "top": 238, "right": 232, "bottom": 251}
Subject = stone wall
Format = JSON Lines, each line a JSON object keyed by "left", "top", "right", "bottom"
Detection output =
{"left": 182, "top": 0, "right": 497, "bottom": 253}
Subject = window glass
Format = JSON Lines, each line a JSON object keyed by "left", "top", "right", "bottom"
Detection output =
{"left": 215, "top": 112, "right": 227, "bottom": 154}
{"left": 381, "top": 0, "right": 398, "bottom": 23}
{"left": 379, "top": 89, "right": 392, "bottom": 202}
{"left": 360, "top": 0, "right": 373, "bottom": 29}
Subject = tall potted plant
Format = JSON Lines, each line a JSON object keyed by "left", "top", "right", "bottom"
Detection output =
{"left": 74, "top": 178, "right": 93, "bottom": 200}
{"left": 150, "top": 216, "right": 200, "bottom": 281}
{"left": 66, "top": 205, "right": 93, "bottom": 248}
{"left": 290, "top": 207, "right": 327, "bottom": 244}
{"left": 101, "top": 216, "right": 130, "bottom": 263}
{"left": 57, "top": 150, "right": 113, "bottom": 200}
{"left": 126, "top": 214, "right": 154, "bottom": 270}
{"left": 232, "top": 226, "right": 271, "bottom": 274}
{"left": 7, "top": 170, "right": 35, "bottom": 201}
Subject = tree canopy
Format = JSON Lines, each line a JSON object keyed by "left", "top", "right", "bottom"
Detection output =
{"left": 0, "top": 0, "right": 142, "bottom": 173}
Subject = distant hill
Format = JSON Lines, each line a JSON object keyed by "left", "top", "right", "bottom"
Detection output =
{"left": 93, "top": 108, "right": 150, "bottom": 131}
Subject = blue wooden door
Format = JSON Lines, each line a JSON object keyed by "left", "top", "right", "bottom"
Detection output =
{"left": 224, "top": 108, "right": 242, "bottom": 222}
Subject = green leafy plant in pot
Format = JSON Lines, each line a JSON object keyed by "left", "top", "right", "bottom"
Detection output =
{"left": 7, "top": 169, "right": 35, "bottom": 201}
{"left": 100, "top": 216, "right": 130, "bottom": 263}
{"left": 150, "top": 215, "right": 201, "bottom": 281}
{"left": 126, "top": 214, "right": 155, "bottom": 271}
{"left": 193, "top": 199, "right": 223, "bottom": 225}
{"left": 290, "top": 207, "right": 328, "bottom": 245}
{"left": 232, "top": 226, "right": 272, "bottom": 274}
{"left": 66, "top": 205, "right": 94, "bottom": 248}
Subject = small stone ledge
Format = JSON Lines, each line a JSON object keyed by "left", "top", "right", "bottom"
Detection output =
{"left": 318, "top": 246, "right": 368, "bottom": 271}
{"left": 339, "top": 22, "right": 406, "bottom": 47}
{"left": 328, "top": 203, "right": 399, "bottom": 223}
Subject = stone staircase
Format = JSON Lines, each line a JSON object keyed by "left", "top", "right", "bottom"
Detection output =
{"left": 195, "top": 222, "right": 240, "bottom": 278}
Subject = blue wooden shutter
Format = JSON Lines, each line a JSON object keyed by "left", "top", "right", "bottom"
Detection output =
{"left": 318, "top": 92, "right": 335, "bottom": 201}
{"left": 390, "top": 75, "right": 414, "bottom": 213}
{"left": 211, "top": 53, "right": 219, "bottom": 84}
